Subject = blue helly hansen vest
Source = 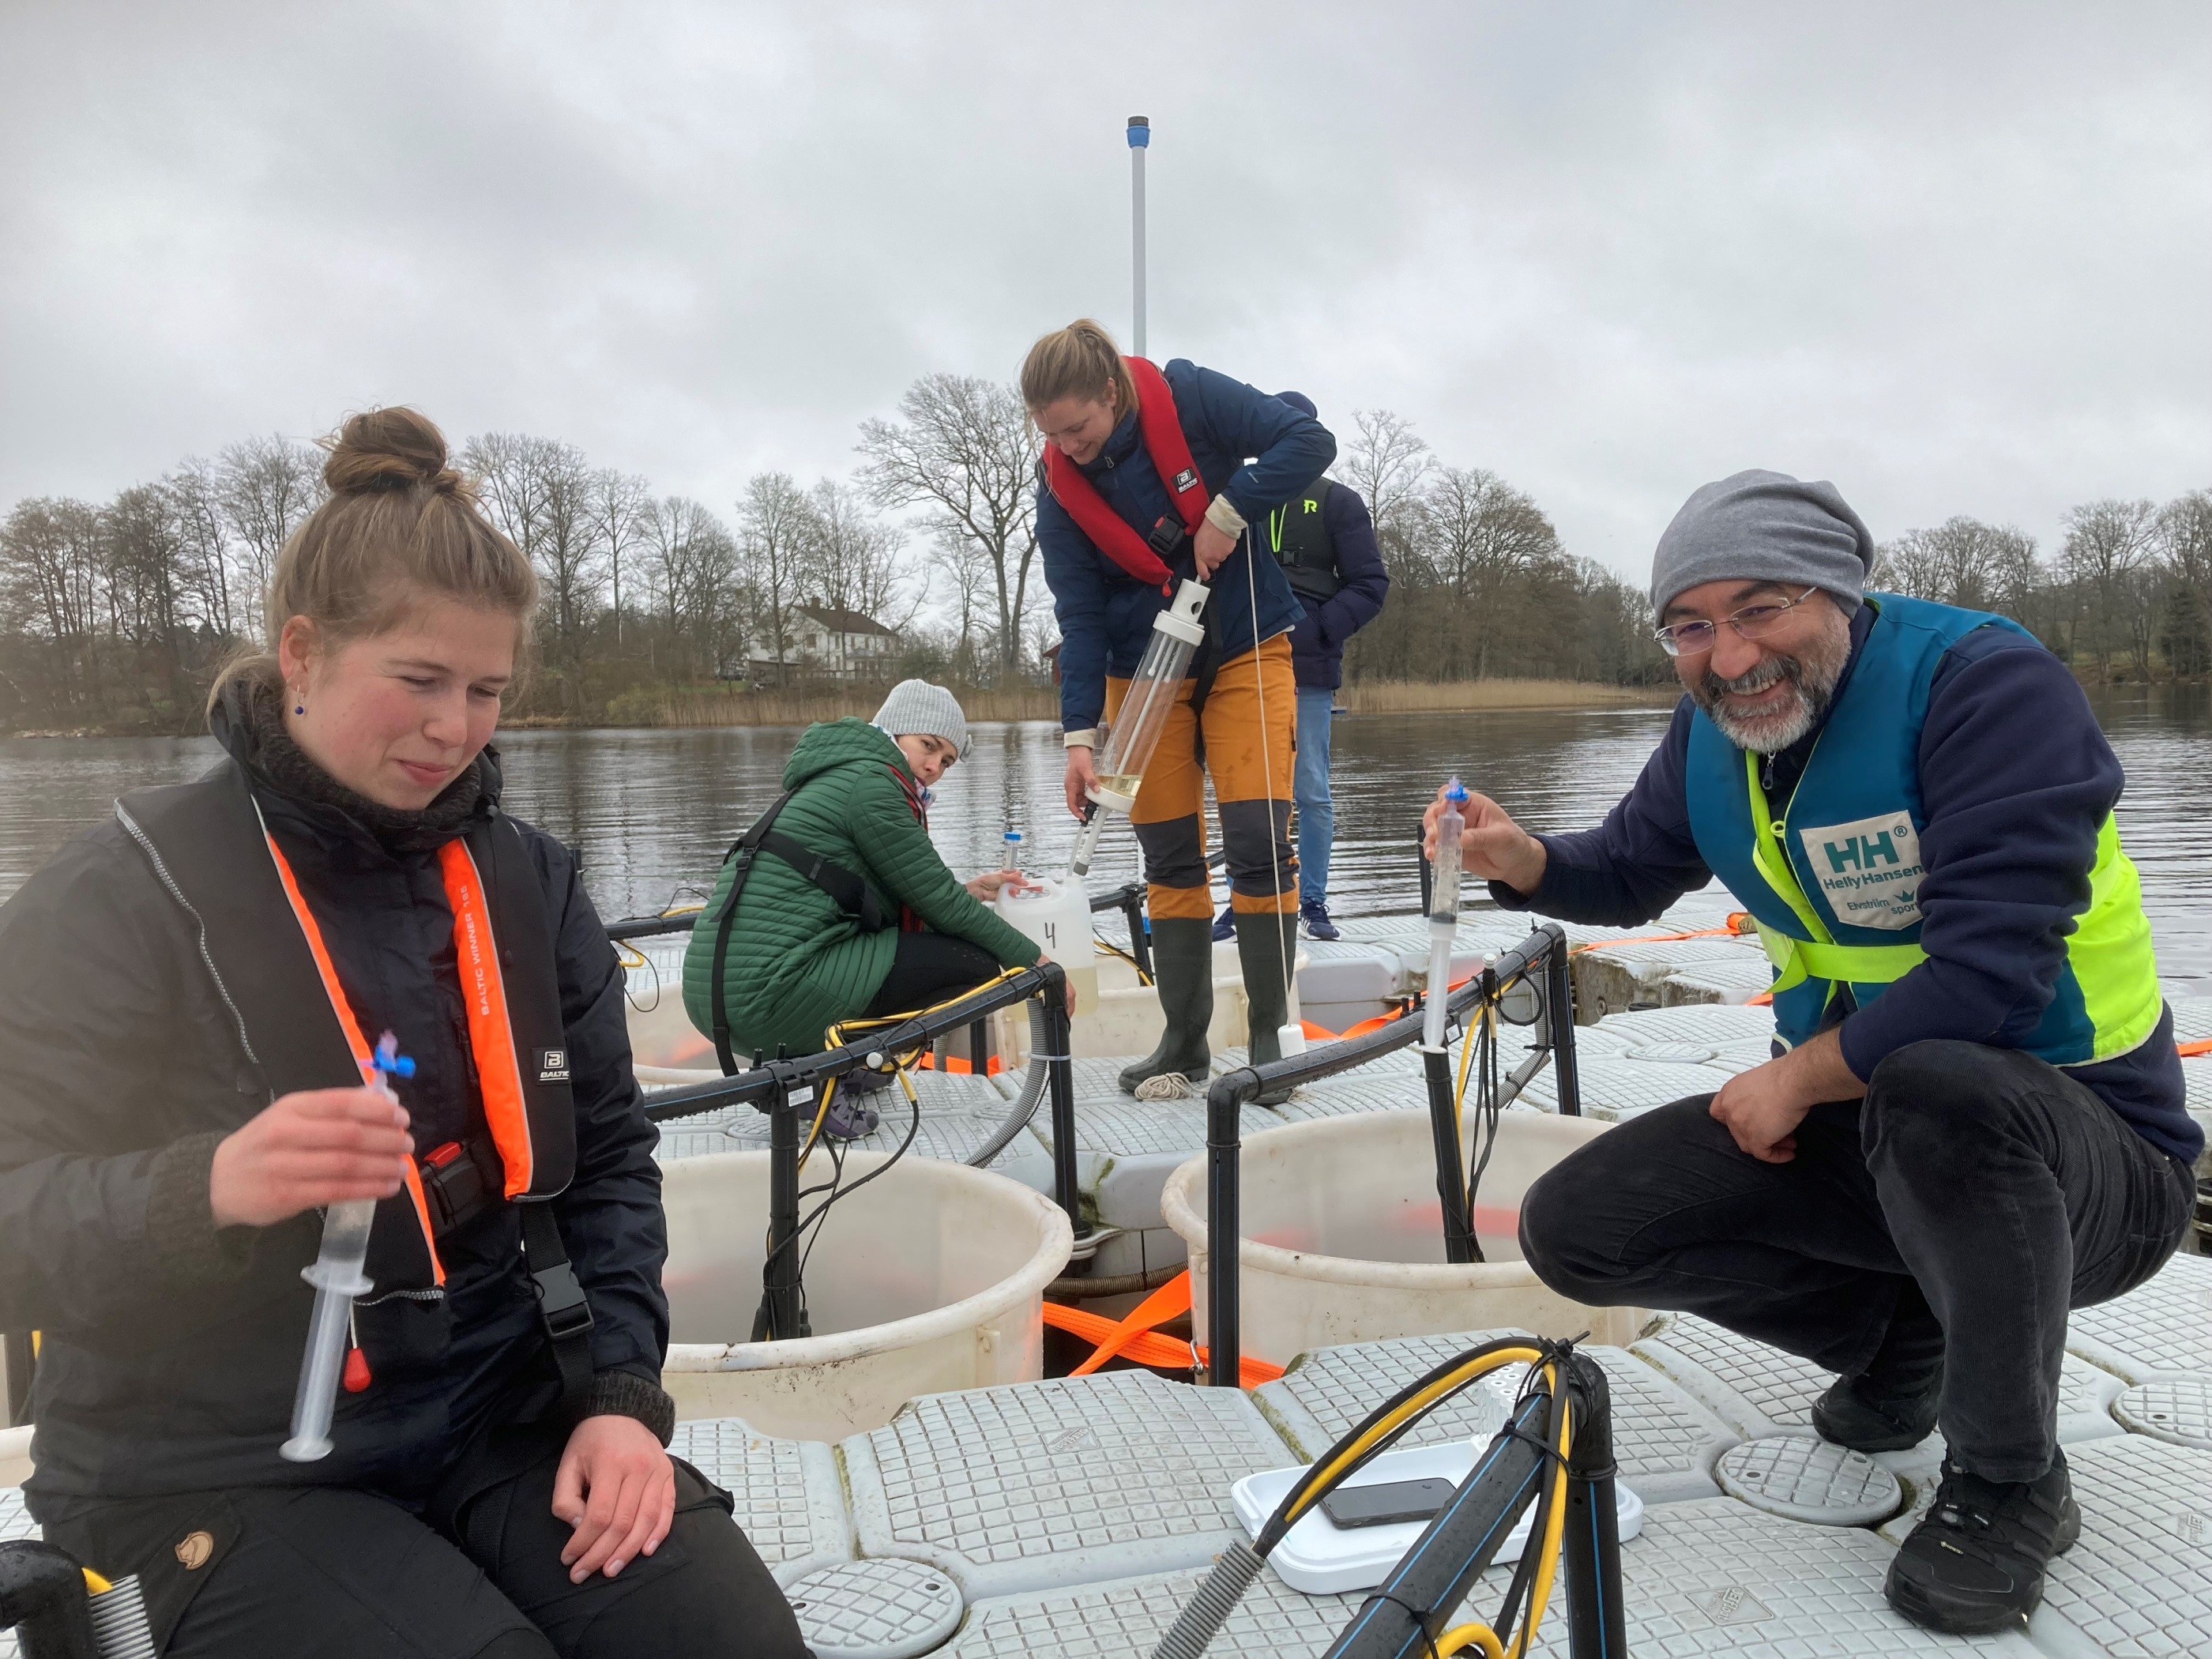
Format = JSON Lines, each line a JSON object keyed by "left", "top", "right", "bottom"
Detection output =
{"left": 1684, "top": 592, "right": 2163, "bottom": 1063}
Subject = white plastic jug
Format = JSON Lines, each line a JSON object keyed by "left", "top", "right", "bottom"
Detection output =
{"left": 996, "top": 878, "right": 1099, "bottom": 1015}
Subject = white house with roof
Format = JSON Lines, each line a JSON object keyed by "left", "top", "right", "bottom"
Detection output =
{"left": 742, "top": 604, "right": 901, "bottom": 681}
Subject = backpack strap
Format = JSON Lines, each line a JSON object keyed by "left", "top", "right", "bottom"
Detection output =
{"left": 706, "top": 786, "right": 799, "bottom": 1074}
{"left": 518, "top": 1199, "right": 594, "bottom": 1421}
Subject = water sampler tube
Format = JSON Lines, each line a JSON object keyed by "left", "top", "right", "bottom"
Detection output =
{"left": 1068, "top": 580, "right": 1209, "bottom": 877}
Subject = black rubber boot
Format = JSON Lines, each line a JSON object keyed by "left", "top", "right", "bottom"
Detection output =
{"left": 1811, "top": 1284, "right": 1945, "bottom": 1453}
{"left": 1886, "top": 1450, "right": 2080, "bottom": 1634}
{"left": 1119, "top": 917, "right": 1214, "bottom": 1097}
{"left": 1236, "top": 911, "right": 1301, "bottom": 1107}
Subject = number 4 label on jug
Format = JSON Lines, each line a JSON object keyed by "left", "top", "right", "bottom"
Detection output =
{"left": 1798, "top": 811, "right": 1924, "bottom": 931}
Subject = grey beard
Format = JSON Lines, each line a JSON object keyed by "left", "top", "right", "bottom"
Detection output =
{"left": 1693, "top": 641, "right": 1847, "bottom": 754}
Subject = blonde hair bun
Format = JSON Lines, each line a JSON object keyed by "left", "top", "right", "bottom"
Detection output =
{"left": 323, "top": 407, "right": 468, "bottom": 498}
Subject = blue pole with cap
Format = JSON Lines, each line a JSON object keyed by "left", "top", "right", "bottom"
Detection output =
{"left": 1127, "top": 115, "right": 1149, "bottom": 357}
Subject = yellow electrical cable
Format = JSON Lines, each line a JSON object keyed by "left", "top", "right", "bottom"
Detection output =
{"left": 1278, "top": 1345, "right": 1545, "bottom": 1530}
{"left": 803, "top": 967, "right": 1033, "bottom": 1159}
{"left": 81, "top": 1567, "right": 113, "bottom": 1595}
{"left": 1435, "top": 1624, "right": 1506, "bottom": 1659}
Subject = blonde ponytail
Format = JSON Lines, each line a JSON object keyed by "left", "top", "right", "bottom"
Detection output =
{"left": 1020, "top": 318, "right": 1141, "bottom": 423}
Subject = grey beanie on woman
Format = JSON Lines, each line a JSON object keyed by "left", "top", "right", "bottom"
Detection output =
{"left": 872, "top": 679, "right": 970, "bottom": 758}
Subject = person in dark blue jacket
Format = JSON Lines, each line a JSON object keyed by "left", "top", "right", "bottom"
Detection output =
{"left": 1021, "top": 319, "right": 1334, "bottom": 1097}
{"left": 1209, "top": 392, "right": 1390, "bottom": 944}
{"left": 1424, "top": 470, "right": 2195, "bottom": 1636}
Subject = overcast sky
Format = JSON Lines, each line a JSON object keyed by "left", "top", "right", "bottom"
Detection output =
{"left": 3, "top": 1, "right": 2206, "bottom": 593}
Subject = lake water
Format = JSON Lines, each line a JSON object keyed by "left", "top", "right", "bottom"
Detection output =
{"left": 4, "top": 688, "right": 2208, "bottom": 984}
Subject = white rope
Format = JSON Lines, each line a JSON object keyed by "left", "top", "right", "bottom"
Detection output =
{"left": 1134, "top": 1071, "right": 1198, "bottom": 1100}
{"left": 1240, "top": 523, "right": 1297, "bottom": 1010}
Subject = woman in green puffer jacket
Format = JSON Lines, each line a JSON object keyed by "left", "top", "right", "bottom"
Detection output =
{"left": 681, "top": 682, "right": 1044, "bottom": 1111}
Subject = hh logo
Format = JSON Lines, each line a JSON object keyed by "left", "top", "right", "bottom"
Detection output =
{"left": 538, "top": 1048, "right": 570, "bottom": 1083}
{"left": 1172, "top": 467, "right": 1198, "bottom": 493}
{"left": 1798, "top": 812, "right": 1924, "bottom": 931}
{"left": 1822, "top": 824, "right": 1908, "bottom": 874}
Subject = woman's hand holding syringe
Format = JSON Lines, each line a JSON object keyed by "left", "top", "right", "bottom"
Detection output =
{"left": 209, "top": 1085, "right": 413, "bottom": 1229}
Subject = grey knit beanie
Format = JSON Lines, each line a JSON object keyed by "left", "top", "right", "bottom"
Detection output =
{"left": 872, "top": 679, "right": 970, "bottom": 758}
{"left": 1650, "top": 470, "right": 1875, "bottom": 619}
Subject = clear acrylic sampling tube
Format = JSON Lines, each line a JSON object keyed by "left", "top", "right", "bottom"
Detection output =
{"left": 280, "top": 1033, "right": 409, "bottom": 1463}
{"left": 1423, "top": 778, "right": 1469, "bottom": 1051}
{"left": 1068, "top": 580, "right": 1209, "bottom": 876}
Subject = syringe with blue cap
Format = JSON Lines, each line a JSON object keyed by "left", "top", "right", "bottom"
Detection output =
{"left": 1422, "top": 778, "right": 1470, "bottom": 1052}
{"left": 280, "top": 1030, "right": 411, "bottom": 1463}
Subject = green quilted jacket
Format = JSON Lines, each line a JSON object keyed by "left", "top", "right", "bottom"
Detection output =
{"left": 681, "top": 719, "right": 1040, "bottom": 1059}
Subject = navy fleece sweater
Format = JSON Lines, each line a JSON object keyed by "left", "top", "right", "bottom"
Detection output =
{"left": 1493, "top": 606, "right": 2196, "bottom": 1164}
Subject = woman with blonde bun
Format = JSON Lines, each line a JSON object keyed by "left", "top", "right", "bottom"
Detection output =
{"left": 0, "top": 409, "right": 806, "bottom": 1657}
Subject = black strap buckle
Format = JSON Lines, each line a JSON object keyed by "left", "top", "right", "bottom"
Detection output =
{"left": 532, "top": 1258, "right": 595, "bottom": 1341}
{"left": 1147, "top": 514, "right": 1187, "bottom": 557}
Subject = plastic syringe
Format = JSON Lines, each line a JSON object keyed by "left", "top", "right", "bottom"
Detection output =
{"left": 1422, "top": 779, "right": 1469, "bottom": 1051}
{"left": 280, "top": 1032, "right": 411, "bottom": 1463}
{"left": 1068, "top": 581, "right": 1209, "bottom": 877}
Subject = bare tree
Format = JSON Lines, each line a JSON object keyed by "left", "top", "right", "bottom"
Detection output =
{"left": 640, "top": 495, "right": 739, "bottom": 677}
{"left": 1339, "top": 408, "right": 1433, "bottom": 539}
{"left": 1876, "top": 517, "right": 2039, "bottom": 613}
{"left": 857, "top": 374, "right": 1036, "bottom": 682}
{"left": 805, "top": 477, "right": 910, "bottom": 627}
{"left": 2061, "top": 498, "right": 2159, "bottom": 676}
{"left": 216, "top": 434, "right": 323, "bottom": 639}
{"left": 587, "top": 468, "right": 651, "bottom": 645}
{"left": 737, "top": 472, "right": 818, "bottom": 686}
{"left": 465, "top": 433, "right": 602, "bottom": 707}
{"left": 167, "top": 458, "right": 237, "bottom": 641}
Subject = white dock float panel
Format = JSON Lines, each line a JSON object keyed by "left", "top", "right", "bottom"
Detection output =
{"left": 2065, "top": 1253, "right": 2212, "bottom": 1382}
{"left": 1027, "top": 1097, "right": 1285, "bottom": 1232}
{"left": 668, "top": 1416, "right": 852, "bottom": 1586}
{"left": 839, "top": 1370, "right": 1297, "bottom": 1601}
{"left": 944, "top": 1562, "right": 1361, "bottom": 1657}
{"left": 946, "top": 1495, "right": 2040, "bottom": 1659}
{"left": 2028, "top": 1435, "right": 2212, "bottom": 1659}
{"left": 1638, "top": 1311, "right": 2128, "bottom": 1449}
{"left": 1253, "top": 1332, "right": 1738, "bottom": 1503}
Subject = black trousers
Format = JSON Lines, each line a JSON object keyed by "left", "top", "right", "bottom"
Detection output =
{"left": 36, "top": 1420, "right": 810, "bottom": 1658}
{"left": 863, "top": 931, "right": 1001, "bottom": 1018}
{"left": 1520, "top": 1038, "right": 2196, "bottom": 1482}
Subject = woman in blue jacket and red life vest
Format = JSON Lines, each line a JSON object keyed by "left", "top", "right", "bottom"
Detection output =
{"left": 1021, "top": 319, "right": 1334, "bottom": 1097}
{"left": 0, "top": 411, "right": 806, "bottom": 1658}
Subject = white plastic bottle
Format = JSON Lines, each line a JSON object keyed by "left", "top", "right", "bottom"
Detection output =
{"left": 997, "top": 878, "right": 1099, "bottom": 1015}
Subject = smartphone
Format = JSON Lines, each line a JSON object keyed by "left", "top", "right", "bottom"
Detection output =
{"left": 1319, "top": 1477, "right": 1459, "bottom": 1530}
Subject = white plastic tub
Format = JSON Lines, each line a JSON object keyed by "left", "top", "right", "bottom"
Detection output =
{"left": 1161, "top": 1111, "right": 1643, "bottom": 1362}
{"left": 659, "top": 1149, "right": 1073, "bottom": 1441}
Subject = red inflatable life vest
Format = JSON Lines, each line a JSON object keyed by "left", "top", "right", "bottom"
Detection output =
{"left": 1041, "top": 356, "right": 1211, "bottom": 588}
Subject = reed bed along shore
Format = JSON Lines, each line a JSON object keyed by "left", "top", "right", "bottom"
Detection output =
{"left": 1337, "top": 679, "right": 1674, "bottom": 713}
{"left": 617, "top": 677, "right": 1668, "bottom": 728}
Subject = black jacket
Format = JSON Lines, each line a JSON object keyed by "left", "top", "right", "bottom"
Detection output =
{"left": 1282, "top": 482, "right": 1391, "bottom": 692}
{"left": 0, "top": 691, "right": 669, "bottom": 1507}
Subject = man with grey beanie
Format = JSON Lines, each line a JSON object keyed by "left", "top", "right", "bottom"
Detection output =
{"left": 1425, "top": 470, "right": 2194, "bottom": 1635}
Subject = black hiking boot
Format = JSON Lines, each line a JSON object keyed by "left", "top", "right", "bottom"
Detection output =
{"left": 1812, "top": 1283, "right": 1944, "bottom": 1452}
{"left": 1236, "top": 910, "right": 1302, "bottom": 1106}
{"left": 1119, "top": 917, "right": 1214, "bottom": 1097}
{"left": 1885, "top": 1451, "right": 2079, "bottom": 1634}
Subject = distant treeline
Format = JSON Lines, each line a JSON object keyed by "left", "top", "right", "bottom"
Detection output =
{"left": 2, "top": 393, "right": 2204, "bottom": 735}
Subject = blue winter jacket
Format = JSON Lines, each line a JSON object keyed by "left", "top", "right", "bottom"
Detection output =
{"left": 1284, "top": 482, "right": 1391, "bottom": 692}
{"left": 1039, "top": 362, "right": 1335, "bottom": 733}
{"left": 1490, "top": 604, "right": 2197, "bottom": 1165}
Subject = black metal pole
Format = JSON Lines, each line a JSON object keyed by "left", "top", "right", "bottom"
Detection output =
{"left": 1563, "top": 1352, "right": 1627, "bottom": 1659}
{"left": 1544, "top": 924, "right": 1583, "bottom": 1117}
{"left": 1422, "top": 1047, "right": 1478, "bottom": 1264}
{"left": 2, "top": 1330, "right": 36, "bottom": 1428}
{"left": 762, "top": 1074, "right": 803, "bottom": 1339}
{"left": 1040, "top": 967, "right": 1083, "bottom": 1240}
{"left": 968, "top": 1017, "right": 989, "bottom": 1076}
{"left": 1206, "top": 1074, "right": 1247, "bottom": 1386}
{"left": 0, "top": 1541, "right": 102, "bottom": 1659}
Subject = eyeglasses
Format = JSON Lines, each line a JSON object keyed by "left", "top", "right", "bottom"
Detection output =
{"left": 1653, "top": 587, "right": 1821, "bottom": 658}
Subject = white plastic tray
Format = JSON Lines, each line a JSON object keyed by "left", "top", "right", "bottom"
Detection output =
{"left": 1231, "top": 1441, "right": 1644, "bottom": 1596}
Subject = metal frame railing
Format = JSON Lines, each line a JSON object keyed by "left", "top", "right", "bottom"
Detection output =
{"left": 1200, "top": 923, "right": 1578, "bottom": 1389}
{"left": 639, "top": 962, "right": 1084, "bottom": 1339}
